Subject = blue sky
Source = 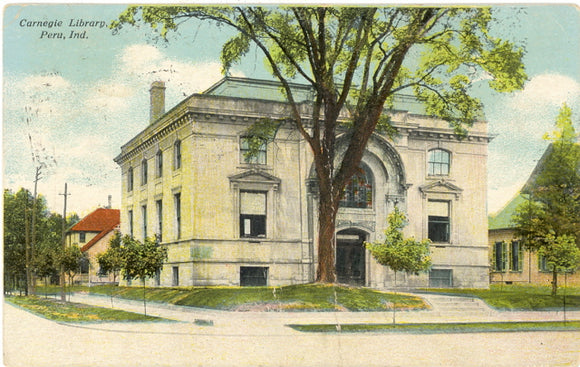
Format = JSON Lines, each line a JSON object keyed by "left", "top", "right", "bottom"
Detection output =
{"left": 3, "top": 3, "right": 580, "bottom": 216}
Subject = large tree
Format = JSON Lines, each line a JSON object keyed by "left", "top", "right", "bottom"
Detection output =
{"left": 513, "top": 103, "right": 580, "bottom": 295}
{"left": 113, "top": 6, "right": 526, "bottom": 282}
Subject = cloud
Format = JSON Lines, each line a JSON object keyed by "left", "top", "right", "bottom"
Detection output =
{"left": 4, "top": 44, "right": 241, "bottom": 214}
{"left": 486, "top": 73, "right": 580, "bottom": 212}
{"left": 510, "top": 74, "right": 580, "bottom": 110}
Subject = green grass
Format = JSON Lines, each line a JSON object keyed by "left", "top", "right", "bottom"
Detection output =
{"left": 422, "top": 284, "right": 580, "bottom": 310}
{"left": 80, "top": 283, "right": 427, "bottom": 312}
{"left": 6, "top": 296, "right": 167, "bottom": 323}
{"left": 289, "top": 320, "right": 580, "bottom": 333}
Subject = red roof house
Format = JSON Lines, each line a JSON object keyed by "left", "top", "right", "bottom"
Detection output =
{"left": 67, "top": 208, "right": 120, "bottom": 284}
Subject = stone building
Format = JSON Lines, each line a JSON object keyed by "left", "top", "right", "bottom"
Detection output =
{"left": 114, "top": 77, "right": 491, "bottom": 288}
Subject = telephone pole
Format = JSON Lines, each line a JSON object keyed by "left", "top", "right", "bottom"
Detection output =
{"left": 59, "top": 183, "right": 70, "bottom": 301}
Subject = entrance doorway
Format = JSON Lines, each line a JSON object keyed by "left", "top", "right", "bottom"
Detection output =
{"left": 336, "top": 229, "right": 366, "bottom": 286}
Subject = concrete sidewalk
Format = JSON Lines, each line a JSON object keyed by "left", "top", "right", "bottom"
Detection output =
{"left": 66, "top": 291, "right": 580, "bottom": 331}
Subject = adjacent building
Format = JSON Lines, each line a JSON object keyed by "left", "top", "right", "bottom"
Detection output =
{"left": 115, "top": 77, "right": 492, "bottom": 289}
{"left": 66, "top": 207, "right": 120, "bottom": 284}
{"left": 488, "top": 147, "right": 580, "bottom": 285}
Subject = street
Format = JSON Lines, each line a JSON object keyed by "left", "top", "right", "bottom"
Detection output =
{"left": 4, "top": 301, "right": 580, "bottom": 367}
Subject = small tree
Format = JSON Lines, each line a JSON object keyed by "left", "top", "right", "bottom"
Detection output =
{"left": 97, "top": 231, "right": 124, "bottom": 283}
{"left": 120, "top": 235, "right": 167, "bottom": 315}
{"left": 57, "top": 245, "right": 85, "bottom": 300}
{"left": 538, "top": 234, "right": 580, "bottom": 295}
{"left": 365, "top": 206, "right": 431, "bottom": 322}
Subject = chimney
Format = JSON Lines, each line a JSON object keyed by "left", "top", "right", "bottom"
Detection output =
{"left": 107, "top": 195, "right": 112, "bottom": 209}
{"left": 150, "top": 81, "right": 166, "bottom": 124}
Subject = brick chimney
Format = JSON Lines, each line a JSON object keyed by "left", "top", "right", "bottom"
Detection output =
{"left": 150, "top": 81, "right": 166, "bottom": 124}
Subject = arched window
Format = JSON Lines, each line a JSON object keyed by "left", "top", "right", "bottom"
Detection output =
{"left": 340, "top": 165, "right": 373, "bottom": 208}
{"left": 428, "top": 149, "right": 450, "bottom": 176}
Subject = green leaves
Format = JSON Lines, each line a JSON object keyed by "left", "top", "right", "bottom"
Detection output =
{"left": 118, "top": 235, "right": 167, "bottom": 281}
{"left": 539, "top": 234, "right": 580, "bottom": 273}
{"left": 365, "top": 207, "right": 432, "bottom": 275}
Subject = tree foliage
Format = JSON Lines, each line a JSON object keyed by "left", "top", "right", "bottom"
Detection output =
{"left": 365, "top": 206, "right": 432, "bottom": 276}
{"left": 96, "top": 231, "right": 124, "bottom": 283}
{"left": 513, "top": 103, "right": 580, "bottom": 295}
{"left": 4, "top": 188, "right": 64, "bottom": 294}
{"left": 112, "top": 5, "right": 525, "bottom": 282}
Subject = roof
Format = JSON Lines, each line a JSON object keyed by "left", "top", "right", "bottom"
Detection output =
{"left": 70, "top": 208, "right": 120, "bottom": 232}
{"left": 203, "top": 76, "right": 427, "bottom": 115}
{"left": 488, "top": 193, "right": 526, "bottom": 230}
{"left": 488, "top": 144, "right": 554, "bottom": 231}
{"left": 69, "top": 208, "right": 120, "bottom": 252}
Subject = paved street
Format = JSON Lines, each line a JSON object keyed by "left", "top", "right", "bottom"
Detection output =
{"left": 4, "top": 293, "right": 580, "bottom": 367}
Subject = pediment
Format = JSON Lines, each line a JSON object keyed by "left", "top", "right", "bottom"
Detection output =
{"left": 419, "top": 180, "right": 463, "bottom": 199}
{"left": 229, "top": 169, "right": 281, "bottom": 189}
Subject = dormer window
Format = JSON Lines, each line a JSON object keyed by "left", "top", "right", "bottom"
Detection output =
{"left": 428, "top": 149, "right": 450, "bottom": 176}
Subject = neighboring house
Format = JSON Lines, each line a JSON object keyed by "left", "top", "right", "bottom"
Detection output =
{"left": 114, "top": 77, "right": 492, "bottom": 289}
{"left": 66, "top": 207, "right": 120, "bottom": 284}
{"left": 488, "top": 147, "right": 580, "bottom": 286}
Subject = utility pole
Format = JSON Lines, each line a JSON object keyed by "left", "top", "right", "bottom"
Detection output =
{"left": 29, "top": 165, "right": 42, "bottom": 296}
{"left": 59, "top": 183, "right": 70, "bottom": 301}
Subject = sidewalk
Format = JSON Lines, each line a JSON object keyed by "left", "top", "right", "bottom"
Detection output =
{"left": 67, "top": 291, "right": 580, "bottom": 330}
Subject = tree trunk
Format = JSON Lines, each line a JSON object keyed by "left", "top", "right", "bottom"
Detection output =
{"left": 143, "top": 280, "right": 147, "bottom": 316}
{"left": 551, "top": 270, "right": 558, "bottom": 296}
{"left": 316, "top": 190, "right": 338, "bottom": 283}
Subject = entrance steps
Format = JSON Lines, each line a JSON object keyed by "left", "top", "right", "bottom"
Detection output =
{"left": 420, "top": 294, "right": 497, "bottom": 317}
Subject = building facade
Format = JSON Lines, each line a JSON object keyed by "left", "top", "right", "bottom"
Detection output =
{"left": 115, "top": 77, "right": 491, "bottom": 289}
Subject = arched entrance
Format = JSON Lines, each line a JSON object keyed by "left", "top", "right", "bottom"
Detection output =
{"left": 336, "top": 229, "right": 367, "bottom": 286}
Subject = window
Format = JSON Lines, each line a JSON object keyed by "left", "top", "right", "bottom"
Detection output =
{"left": 428, "top": 149, "right": 450, "bottom": 176}
{"left": 141, "top": 205, "right": 147, "bottom": 239}
{"left": 172, "top": 266, "right": 179, "bottom": 286}
{"left": 240, "top": 266, "right": 268, "bottom": 286}
{"left": 127, "top": 167, "right": 134, "bottom": 192}
{"left": 428, "top": 200, "right": 450, "bottom": 243}
{"left": 429, "top": 269, "right": 453, "bottom": 288}
{"left": 240, "top": 137, "right": 267, "bottom": 164}
{"left": 340, "top": 165, "right": 373, "bottom": 208}
{"left": 156, "top": 200, "right": 163, "bottom": 242}
{"left": 79, "top": 257, "right": 89, "bottom": 274}
{"left": 539, "top": 255, "right": 551, "bottom": 272}
{"left": 141, "top": 159, "right": 148, "bottom": 185}
{"left": 494, "top": 241, "right": 507, "bottom": 272}
{"left": 79, "top": 232, "right": 86, "bottom": 243}
{"left": 156, "top": 150, "right": 163, "bottom": 178}
{"left": 173, "top": 140, "right": 181, "bottom": 170}
{"left": 240, "top": 191, "right": 266, "bottom": 238}
{"left": 174, "top": 193, "right": 181, "bottom": 239}
{"left": 128, "top": 210, "right": 133, "bottom": 237}
{"left": 510, "top": 241, "right": 523, "bottom": 272}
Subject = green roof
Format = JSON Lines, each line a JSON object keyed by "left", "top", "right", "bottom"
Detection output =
{"left": 488, "top": 193, "right": 526, "bottom": 230}
{"left": 203, "top": 77, "right": 426, "bottom": 115}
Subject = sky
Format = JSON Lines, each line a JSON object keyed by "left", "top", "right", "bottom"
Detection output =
{"left": 2, "top": 3, "right": 580, "bottom": 218}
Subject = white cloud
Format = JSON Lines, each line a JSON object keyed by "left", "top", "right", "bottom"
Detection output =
{"left": 4, "top": 44, "right": 242, "bottom": 214}
{"left": 510, "top": 74, "right": 580, "bottom": 110}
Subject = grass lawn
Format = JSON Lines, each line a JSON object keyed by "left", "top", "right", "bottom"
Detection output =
{"left": 6, "top": 296, "right": 167, "bottom": 323}
{"left": 36, "top": 283, "right": 428, "bottom": 312}
{"left": 422, "top": 284, "right": 580, "bottom": 310}
{"left": 289, "top": 320, "right": 580, "bottom": 333}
